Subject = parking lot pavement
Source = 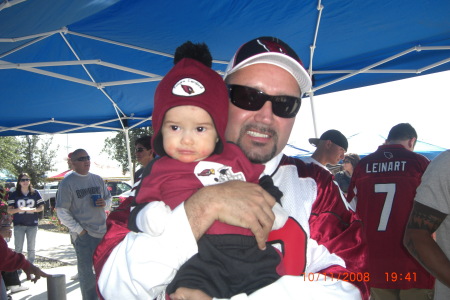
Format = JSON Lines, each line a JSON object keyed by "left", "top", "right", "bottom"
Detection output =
{"left": 10, "top": 265, "right": 81, "bottom": 300}
{"left": 6, "top": 229, "right": 81, "bottom": 299}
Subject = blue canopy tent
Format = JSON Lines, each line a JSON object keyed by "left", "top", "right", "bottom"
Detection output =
{"left": 1, "top": 0, "right": 450, "bottom": 168}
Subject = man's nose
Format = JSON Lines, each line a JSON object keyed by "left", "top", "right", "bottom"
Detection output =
{"left": 253, "top": 101, "right": 275, "bottom": 124}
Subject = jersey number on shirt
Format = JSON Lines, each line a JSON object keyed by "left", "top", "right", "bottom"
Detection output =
{"left": 375, "top": 183, "right": 396, "bottom": 231}
{"left": 16, "top": 198, "right": 34, "bottom": 214}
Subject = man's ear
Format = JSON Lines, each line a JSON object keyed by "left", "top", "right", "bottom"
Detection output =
{"left": 409, "top": 137, "right": 417, "bottom": 150}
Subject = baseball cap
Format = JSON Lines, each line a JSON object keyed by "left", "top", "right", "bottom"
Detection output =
{"left": 224, "top": 36, "right": 312, "bottom": 96}
{"left": 309, "top": 129, "right": 348, "bottom": 151}
{"left": 152, "top": 58, "right": 229, "bottom": 157}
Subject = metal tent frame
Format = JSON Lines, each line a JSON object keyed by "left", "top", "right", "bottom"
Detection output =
{"left": 1, "top": 0, "right": 450, "bottom": 173}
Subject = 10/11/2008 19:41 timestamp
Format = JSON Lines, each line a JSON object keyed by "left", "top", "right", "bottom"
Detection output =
{"left": 385, "top": 272, "right": 417, "bottom": 282}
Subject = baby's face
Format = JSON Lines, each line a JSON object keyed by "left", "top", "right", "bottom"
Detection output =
{"left": 161, "top": 105, "right": 219, "bottom": 163}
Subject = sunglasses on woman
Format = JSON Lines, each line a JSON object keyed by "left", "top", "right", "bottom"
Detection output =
{"left": 76, "top": 156, "right": 90, "bottom": 161}
{"left": 20, "top": 178, "right": 30, "bottom": 182}
{"left": 227, "top": 84, "right": 302, "bottom": 118}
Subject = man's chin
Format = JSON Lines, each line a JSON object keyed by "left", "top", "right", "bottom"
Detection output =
{"left": 241, "top": 142, "right": 277, "bottom": 164}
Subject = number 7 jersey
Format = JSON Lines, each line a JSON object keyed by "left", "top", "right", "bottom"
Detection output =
{"left": 347, "top": 144, "right": 434, "bottom": 289}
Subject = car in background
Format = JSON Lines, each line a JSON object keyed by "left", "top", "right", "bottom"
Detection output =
{"left": 37, "top": 182, "right": 59, "bottom": 202}
{"left": 106, "top": 181, "right": 133, "bottom": 211}
{"left": 36, "top": 182, "right": 59, "bottom": 218}
{"left": 106, "top": 181, "right": 132, "bottom": 197}
{"left": 111, "top": 189, "right": 133, "bottom": 211}
{"left": 37, "top": 180, "right": 131, "bottom": 215}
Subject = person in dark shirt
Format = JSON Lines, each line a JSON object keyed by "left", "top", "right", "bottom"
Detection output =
{"left": 133, "top": 135, "right": 154, "bottom": 182}
{"left": 7, "top": 173, "right": 44, "bottom": 265}
{"left": 335, "top": 153, "right": 360, "bottom": 197}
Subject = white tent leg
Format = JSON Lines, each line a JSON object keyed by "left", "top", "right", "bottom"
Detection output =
{"left": 124, "top": 128, "right": 133, "bottom": 184}
{"left": 309, "top": 92, "right": 319, "bottom": 138}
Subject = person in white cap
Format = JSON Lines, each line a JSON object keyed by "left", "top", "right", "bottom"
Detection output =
{"left": 98, "top": 37, "right": 368, "bottom": 300}
{"left": 96, "top": 42, "right": 289, "bottom": 300}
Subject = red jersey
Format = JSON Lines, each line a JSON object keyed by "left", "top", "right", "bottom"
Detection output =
{"left": 347, "top": 144, "right": 434, "bottom": 289}
{"left": 1, "top": 237, "right": 30, "bottom": 281}
{"left": 135, "top": 142, "right": 264, "bottom": 236}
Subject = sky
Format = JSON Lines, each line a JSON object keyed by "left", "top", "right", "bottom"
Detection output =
{"left": 48, "top": 131, "right": 121, "bottom": 177}
{"left": 287, "top": 70, "right": 450, "bottom": 155}
{"left": 46, "top": 70, "right": 450, "bottom": 176}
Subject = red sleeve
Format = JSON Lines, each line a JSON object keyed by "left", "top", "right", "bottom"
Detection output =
{"left": 306, "top": 163, "right": 369, "bottom": 300}
{"left": 94, "top": 196, "right": 134, "bottom": 300}
{"left": 0, "top": 237, "right": 30, "bottom": 272}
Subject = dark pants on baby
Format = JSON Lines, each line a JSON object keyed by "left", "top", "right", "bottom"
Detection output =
{"left": 166, "top": 234, "right": 281, "bottom": 298}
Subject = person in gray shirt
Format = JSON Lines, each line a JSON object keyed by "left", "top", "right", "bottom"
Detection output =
{"left": 56, "top": 148, "right": 111, "bottom": 300}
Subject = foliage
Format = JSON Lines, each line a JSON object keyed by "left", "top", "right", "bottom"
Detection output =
{"left": 48, "top": 215, "right": 69, "bottom": 233}
{"left": 0, "top": 199, "right": 8, "bottom": 216}
{"left": 0, "top": 199, "right": 12, "bottom": 225}
{"left": 12, "top": 136, "right": 58, "bottom": 186}
{"left": 0, "top": 137, "right": 20, "bottom": 175}
{"left": 102, "top": 127, "right": 153, "bottom": 174}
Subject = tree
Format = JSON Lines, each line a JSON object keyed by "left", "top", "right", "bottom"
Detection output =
{"left": 102, "top": 127, "right": 153, "bottom": 175}
{"left": 12, "top": 135, "right": 58, "bottom": 187}
{"left": 0, "top": 136, "right": 20, "bottom": 175}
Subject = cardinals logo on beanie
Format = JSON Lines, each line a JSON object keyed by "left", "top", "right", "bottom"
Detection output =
{"left": 151, "top": 58, "right": 229, "bottom": 157}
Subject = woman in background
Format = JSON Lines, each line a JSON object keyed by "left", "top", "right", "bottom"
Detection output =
{"left": 335, "top": 153, "right": 360, "bottom": 197}
{"left": 7, "top": 173, "right": 44, "bottom": 264}
{"left": 133, "top": 135, "right": 154, "bottom": 182}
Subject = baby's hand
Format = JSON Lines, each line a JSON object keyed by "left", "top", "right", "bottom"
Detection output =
{"left": 169, "top": 287, "right": 212, "bottom": 300}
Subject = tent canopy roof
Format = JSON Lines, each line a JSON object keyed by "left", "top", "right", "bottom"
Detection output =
{"left": 1, "top": 0, "right": 450, "bottom": 136}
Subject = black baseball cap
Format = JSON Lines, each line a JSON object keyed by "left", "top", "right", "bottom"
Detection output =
{"left": 309, "top": 129, "right": 348, "bottom": 151}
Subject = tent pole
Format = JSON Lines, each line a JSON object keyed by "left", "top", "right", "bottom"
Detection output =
{"left": 309, "top": 92, "right": 319, "bottom": 138}
{"left": 124, "top": 128, "right": 133, "bottom": 184}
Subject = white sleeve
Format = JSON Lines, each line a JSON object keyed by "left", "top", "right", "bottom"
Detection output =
{"left": 97, "top": 201, "right": 198, "bottom": 300}
{"left": 215, "top": 275, "right": 361, "bottom": 300}
{"left": 271, "top": 203, "right": 289, "bottom": 230}
{"left": 134, "top": 201, "right": 174, "bottom": 235}
{"left": 56, "top": 207, "right": 83, "bottom": 234}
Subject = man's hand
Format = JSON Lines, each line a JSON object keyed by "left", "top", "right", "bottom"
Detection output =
{"left": 185, "top": 180, "right": 276, "bottom": 250}
{"left": 96, "top": 198, "right": 106, "bottom": 207}
{"left": 169, "top": 287, "right": 212, "bottom": 300}
{"left": 0, "top": 225, "right": 12, "bottom": 239}
{"left": 23, "top": 263, "right": 49, "bottom": 283}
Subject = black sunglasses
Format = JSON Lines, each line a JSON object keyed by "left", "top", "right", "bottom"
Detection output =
{"left": 20, "top": 178, "right": 30, "bottom": 182}
{"left": 227, "top": 84, "right": 301, "bottom": 118}
{"left": 76, "top": 156, "right": 90, "bottom": 162}
{"left": 135, "top": 147, "right": 146, "bottom": 153}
